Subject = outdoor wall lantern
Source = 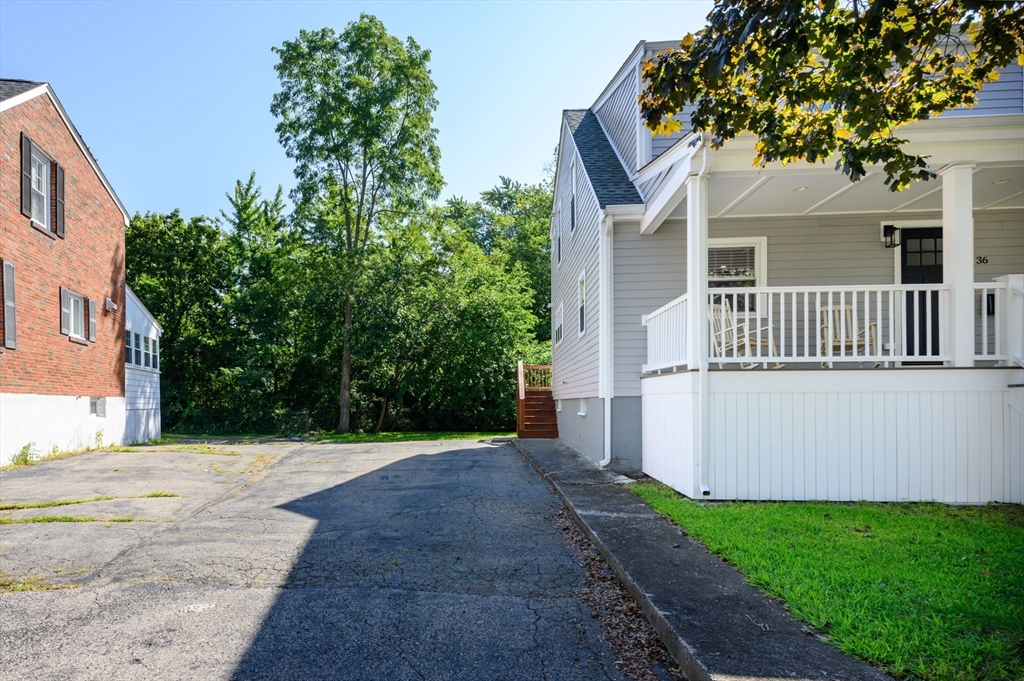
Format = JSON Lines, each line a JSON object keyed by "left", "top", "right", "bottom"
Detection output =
{"left": 883, "top": 224, "right": 901, "bottom": 249}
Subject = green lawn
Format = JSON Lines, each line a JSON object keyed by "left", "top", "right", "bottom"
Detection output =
{"left": 630, "top": 482, "right": 1024, "bottom": 681}
{"left": 314, "top": 431, "right": 513, "bottom": 444}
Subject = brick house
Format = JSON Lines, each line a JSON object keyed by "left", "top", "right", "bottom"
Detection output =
{"left": 0, "top": 78, "right": 145, "bottom": 463}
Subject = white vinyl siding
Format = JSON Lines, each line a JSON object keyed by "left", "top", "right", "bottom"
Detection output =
{"left": 593, "top": 73, "right": 639, "bottom": 174}
{"left": 125, "top": 286, "right": 162, "bottom": 444}
{"left": 551, "top": 119, "right": 602, "bottom": 400}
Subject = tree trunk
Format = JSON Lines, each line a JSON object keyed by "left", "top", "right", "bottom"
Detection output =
{"left": 373, "top": 393, "right": 389, "bottom": 434}
{"left": 337, "top": 296, "right": 353, "bottom": 433}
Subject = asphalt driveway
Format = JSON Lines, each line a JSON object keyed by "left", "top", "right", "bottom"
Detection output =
{"left": 0, "top": 440, "right": 632, "bottom": 680}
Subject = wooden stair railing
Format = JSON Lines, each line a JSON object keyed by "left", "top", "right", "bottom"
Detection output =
{"left": 516, "top": 361, "right": 558, "bottom": 439}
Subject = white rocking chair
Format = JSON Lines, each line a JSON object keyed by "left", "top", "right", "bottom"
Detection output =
{"left": 818, "top": 304, "right": 880, "bottom": 368}
{"left": 709, "top": 300, "right": 783, "bottom": 369}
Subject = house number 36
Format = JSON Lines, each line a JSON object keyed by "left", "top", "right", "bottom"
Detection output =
{"left": 976, "top": 256, "right": 989, "bottom": 264}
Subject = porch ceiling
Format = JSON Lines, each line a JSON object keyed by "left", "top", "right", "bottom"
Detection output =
{"left": 667, "top": 162, "right": 1024, "bottom": 219}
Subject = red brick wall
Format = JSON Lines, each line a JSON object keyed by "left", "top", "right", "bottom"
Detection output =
{"left": 0, "top": 92, "right": 126, "bottom": 397}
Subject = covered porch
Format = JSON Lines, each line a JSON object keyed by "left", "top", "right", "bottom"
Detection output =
{"left": 636, "top": 127, "right": 1024, "bottom": 503}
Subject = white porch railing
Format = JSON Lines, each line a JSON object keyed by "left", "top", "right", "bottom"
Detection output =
{"left": 974, "top": 282, "right": 1009, "bottom": 361}
{"left": 641, "top": 293, "right": 688, "bottom": 371}
{"left": 708, "top": 285, "right": 952, "bottom": 366}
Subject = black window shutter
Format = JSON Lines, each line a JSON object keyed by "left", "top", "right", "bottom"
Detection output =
{"left": 2, "top": 260, "right": 16, "bottom": 350}
{"left": 60, "top": 287, "right": 70, "bottom": 335}
{"left": 55, "top": 165, "right": 65, "bottom": 238}
{"left": 88, "top": 298, "right": 97, "bottom": 342}
{"left": 20, "top": 133, "right": 32, "bottom": 218}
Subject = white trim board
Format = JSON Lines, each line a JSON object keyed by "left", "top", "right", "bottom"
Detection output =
{"left": 1, "top": 84, "right": 131, "bottom": 226}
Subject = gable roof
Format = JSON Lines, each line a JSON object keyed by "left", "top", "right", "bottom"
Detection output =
{"left": 0, "top": 78, "right": 44, "bottom": 102}
{"left": 0, "top": 79, "right": 130, "bottom": 226}
{"left": 564, "top": 109, "right": 643, "bottom": 207}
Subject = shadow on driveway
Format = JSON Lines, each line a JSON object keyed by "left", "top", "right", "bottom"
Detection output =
{"left": 230, "top": 446, "right": 626, "bottom": 681}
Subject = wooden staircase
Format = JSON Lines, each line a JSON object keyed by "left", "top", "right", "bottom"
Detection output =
{"left": 516, "top": 362, "right": 558, "bottom": 439}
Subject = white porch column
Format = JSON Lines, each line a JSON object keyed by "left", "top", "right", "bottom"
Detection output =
{"left": 685, "top": 166, "right": 710, "bottom": 497}
{"left": 941, "top": 164, "right": 975, "bottom": 367}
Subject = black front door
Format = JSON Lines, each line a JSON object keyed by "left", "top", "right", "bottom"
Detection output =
{"left": 901, "top": 228, "right": 942, "bottom": 359}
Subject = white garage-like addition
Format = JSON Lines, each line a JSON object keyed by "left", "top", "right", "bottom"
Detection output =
{"left": 125, "top": 285, "right": 162, "bottom": 444}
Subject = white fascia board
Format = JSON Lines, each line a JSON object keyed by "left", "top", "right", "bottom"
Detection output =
{"left": 550, "top": 120, "right": 570, "bottom": 236}
{"left": 603, "top": 204, "right": 645, "bottom": 219}
{"left": 125, "top": 285, "right": 163, "bottom": 333}
{"left": 0, "top": 84, "right": 49, "bottom": 112}
{"left": 2, "top": 84, "right": 131, "bottom": 226}
{"left": 631, "top": 131, "right": 701, "bottom": 183}
{"left": 592, "top": 42, "right": 645, "bottom": 112}
{"left": 639, "top": 139, "right": 702, "bottom": 235}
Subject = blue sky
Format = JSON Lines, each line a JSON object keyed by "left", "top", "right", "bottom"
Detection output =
{"left": 0, "top": 1, "right": 712, "bottom": 221}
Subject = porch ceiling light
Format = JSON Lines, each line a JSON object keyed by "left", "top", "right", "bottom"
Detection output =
{"left": 992, "top": 178, "right": 1011, "bottom": 185}
{"left": 792, "top": 186, "right": 808, "bottom": 192}
{"left": 883, "top": 224, "right": 901, "bottom": 249}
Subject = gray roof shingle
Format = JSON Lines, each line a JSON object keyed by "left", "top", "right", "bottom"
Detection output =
{"left": 564, "top": 109, "right": 643, "bottom": 207}
{"left": 0, "top": 78, "right": 44, "bottom": 102}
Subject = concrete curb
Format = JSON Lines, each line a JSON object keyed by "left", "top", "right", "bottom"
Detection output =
{"left": 511, "top": 438, "right": 893, "bottom": 681}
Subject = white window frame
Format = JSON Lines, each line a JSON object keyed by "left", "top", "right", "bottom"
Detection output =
{"left": 125, "top": 329, "right": 133, "bottom": 365}
{"left": 555, "top": 202, "right": 562, "bottom": 267}
{"left": 577, "top": 398, "right": 587, "bottom": 417}
{"left": 569, "top": 160, "right": 577, "bottom": 236}
{"left": 30, "top": 145, "right": 50, "bottom": 230}
{"left": 555, "top": 399, "right": 562, "bottom": 412}
{"left": 577, "top": 270, "right": 586, "bottom": 337}
{"left": 707, "top": 236, "right": 768, "bottom": 318}
{"left": 68, "top": 291, "right": 85, "bottom": 339}
{"left": 554, "top": 302, "right": 564, "bottom": 346}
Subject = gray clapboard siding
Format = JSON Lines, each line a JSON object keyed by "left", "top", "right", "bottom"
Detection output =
{"left": 649, "top": 105, "right": 695, "bottom": 160}
{"left": 594, "top": 75, "right": 639, "bottom": 175}
{"left": 941, "top": 64, "right": 1024, "bottom": 117}
{"left": 614, "top": 219, "right": 686, "bottom": 397}
{"left": 637, "top": 166, "right": 671, "bottom": 202}
{"left": 612, "top": 210, "right": 1024, "bottom": 395}
{"left": 552, "top": 119, "right": 603, "bottom": 400}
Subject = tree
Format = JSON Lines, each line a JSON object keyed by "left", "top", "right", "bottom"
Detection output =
{"left": 445, "top": 177, "right": 553, "bottom": 339}
{"left": 639, "top": 0, "right": 1024, "bottom": 190}
{"left": 271, "top": 14, "right": 443, "bottom": 432}
{"left": 219, "top": 173, "right": 301, "bottom": 428}
{"left": 125, "top": 210, "right": 232, "bottom": 427}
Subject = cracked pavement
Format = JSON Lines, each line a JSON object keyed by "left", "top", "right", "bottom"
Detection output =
{"left": 0, "top": 440, "right": 631, "bottom": 680}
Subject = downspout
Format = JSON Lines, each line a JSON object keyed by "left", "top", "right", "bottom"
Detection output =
{"left": 696, "top": 141, "right": 712, "bottom": 496}
{"left": 599, "top": 211, "right": 614, "bottom": 468}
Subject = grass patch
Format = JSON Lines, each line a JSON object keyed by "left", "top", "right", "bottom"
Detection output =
{"left": 0, "top": 496, "right": 114, "bottom": 510}
{"left": 630, "top": 481, "right": 1024, "bottom": 681}
{"left": 314, "top": 431, "right": 513, "bottom": 444}
{"left": 0, "top": 515, "right": 155, "bottom": 525}
{"left": 140, "top": 491, "right": 179, "bottom": 498}
{"left": 170, "top": 444, "right": 240, "bottom": 456}
{"left": 0, "top": 515, "right": 97, "bottom": 524}
{"left": 0, "top": 572, "right": 79, "bottom": 594}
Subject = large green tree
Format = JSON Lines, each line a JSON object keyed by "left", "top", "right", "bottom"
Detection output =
{"left": 271, "top": 15, "right": 443, "bottom": 432}
{"left": 640, "top": 0, "right": 1024, "bottom": 190}
{"left": 445, "top": 177, "right": 553, "bottom": 340}
{"left": 125, "top": 210, "right": 232, "bottom": 426}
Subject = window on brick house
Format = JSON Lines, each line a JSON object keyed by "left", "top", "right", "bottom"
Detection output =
{"left": 20, "top": 134, "right": 64, "bottom": 237}
{"left": 68, "top": 292, "right": 84, "bottom": 338}
{"left": 30, "top": 149, "right": 49, "bottom": 228}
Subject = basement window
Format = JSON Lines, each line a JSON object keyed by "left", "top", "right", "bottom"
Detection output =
{"left": 578, "top": 398, "right": 587, "bottom": 417}
{"left": 89, "top": 397, "right": 106, "bottom": 417}
{"left": 556, "top": 399, "right": 562, "bottom": 412}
